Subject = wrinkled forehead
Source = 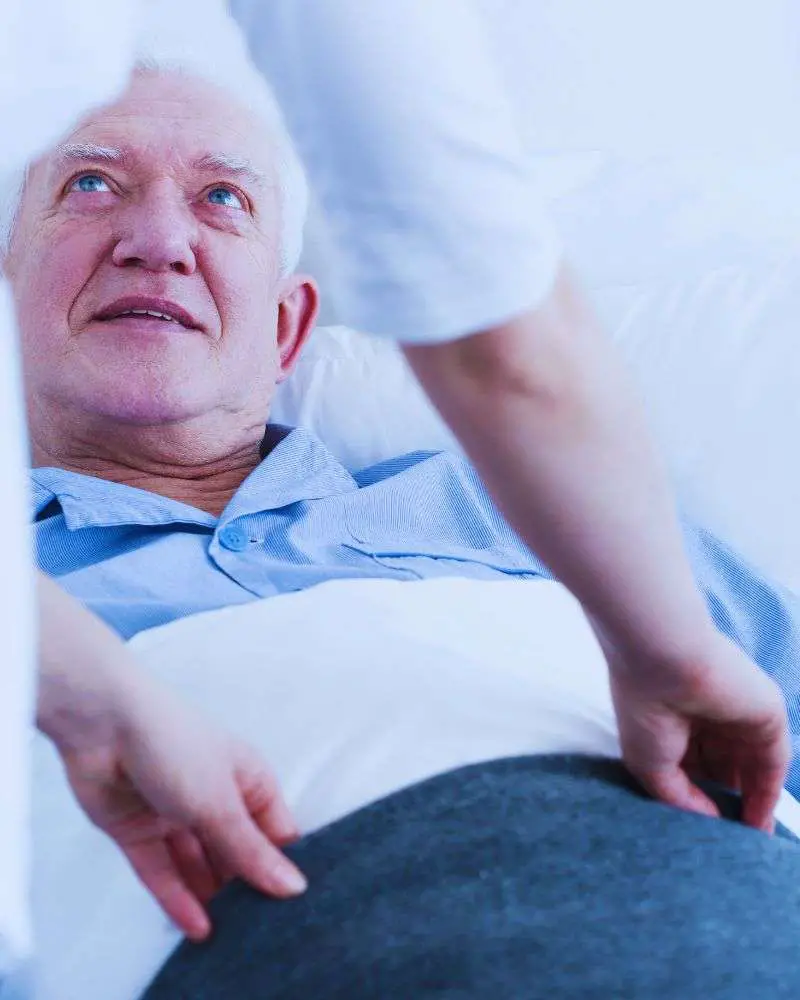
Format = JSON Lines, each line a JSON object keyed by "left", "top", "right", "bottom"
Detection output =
{"left": 37, "top": 70, "right": 279, "bottom": 193}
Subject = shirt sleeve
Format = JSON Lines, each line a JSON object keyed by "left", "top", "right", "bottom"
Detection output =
{"left": 228, "top": 0, "right": 562, "bottom": 344}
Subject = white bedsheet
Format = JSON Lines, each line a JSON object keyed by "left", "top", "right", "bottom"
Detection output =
{"left": 31, "top": 577, "right": 800, "bottom": 1000}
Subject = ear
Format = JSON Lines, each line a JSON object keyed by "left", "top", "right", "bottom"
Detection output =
{"left": 275, "top": 274, "right": 320, "bottom": 382}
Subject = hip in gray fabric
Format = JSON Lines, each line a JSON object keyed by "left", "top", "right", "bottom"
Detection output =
{"left": 143, "top": 755, "right": 800, "bottom": 1000}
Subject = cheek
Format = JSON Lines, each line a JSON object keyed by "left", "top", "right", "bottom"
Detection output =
{"left": 15, "top": 225, "right": 105, "bottom": 341}
{"left": 206, "top": 242, "right": 280, "bottom": 346}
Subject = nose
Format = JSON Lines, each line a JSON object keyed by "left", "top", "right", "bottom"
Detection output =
{"left": 112, "top": 181, "right": 198, "bottom": 275}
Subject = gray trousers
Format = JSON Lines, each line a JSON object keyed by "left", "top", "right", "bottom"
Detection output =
{"left": 143, "top": 755, "right": 800, "bottom": 999}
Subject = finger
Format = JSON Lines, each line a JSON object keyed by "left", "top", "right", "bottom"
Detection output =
{"left": 125, "top": 840, "right": 212, "bottom": 941}
{"left": 201, "top": 806, "right": 307, "bottom": 898}
{"left": 166, "top": 829, "right": 222, "bottom": 904}
{"left": 685, "top": 738, "right": 742, "bottom": 792}
{"left": 635, "top": 766, "right": 722, "bottom": 820}
{"left": 740, "top": 761, "right": 787, "bottom": 834}
{"left": 740, "top": 721, "right": 790, "bottom": 833}
{"left": 252, "top": 796, "right": 301, "bottom": 847}
{"left": 204, "top": 842, "right": 237, "bottom": 886}
{"left": 237, "top": 755, "right": 301, "bottom": 846}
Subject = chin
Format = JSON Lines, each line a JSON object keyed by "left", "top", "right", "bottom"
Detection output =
{"left": 103, "top": 404, "right": 205, "bottom": 425}
{"left": 78, "top": 384, "right": 213, "bottom": 426}
{"left": 60, "top": 347, "right": 217, "bottom": 423}
{"left": 70, "top": 339, "right": 217, "bottom": 419}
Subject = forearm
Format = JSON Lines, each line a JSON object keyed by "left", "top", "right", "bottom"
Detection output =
{"left": 404, "top": 266, "right": 714, "bottom": 665}
{"left": 35, "top": 572, "right": 134, "bottom": 753}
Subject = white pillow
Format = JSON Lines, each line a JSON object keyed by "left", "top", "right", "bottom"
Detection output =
{"left": 274, "top": 158, "right": 800, "bottom": 594}
{"left": 272, "top": 325, "right": 460, "bottom": 471}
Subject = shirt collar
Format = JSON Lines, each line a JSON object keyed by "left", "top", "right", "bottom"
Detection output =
{"left": 30, "top": 468, "right": 216, "bottom": 530}
{"left": 30, "top": 426, "right": 357, "bottom": 529}
{"left": 223, "top": 426, "right": 357, "bottom": 519}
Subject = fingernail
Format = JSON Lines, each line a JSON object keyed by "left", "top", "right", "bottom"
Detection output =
{"left": 188, "top": 916, "right": 212, "bottom": 943}
{"left": 281, "top": 866, "right": 308, "bottom": 895}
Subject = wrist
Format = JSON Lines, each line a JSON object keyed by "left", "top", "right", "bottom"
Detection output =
{"left": 587, "top": 606, "right": 721, "bottom": 682}
{"left": 37, "top": 638, "right": 130, "bottom": 755}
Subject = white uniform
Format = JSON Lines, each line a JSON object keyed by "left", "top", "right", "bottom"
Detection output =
{"left": 0, "top": 0, "right": 137, "bottom": 984}
{"left": 227, "top": 0, "right": 562, "bottom": 342}
{"left": 0, "top": 279, "right": 35, "bottom": 993}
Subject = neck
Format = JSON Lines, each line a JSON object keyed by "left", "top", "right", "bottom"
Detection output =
{"left": 30, "top": 408, "right": 267, "bottom": 517}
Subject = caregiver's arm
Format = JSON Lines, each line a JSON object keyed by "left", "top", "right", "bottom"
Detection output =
{"left": 35, "top": 572, "right": 306, "bottom": 940}
{"left": 404, "top": 267, "right": 708, "bottom": 654}
{"left": 404, "top": 266, "right": 791, "bottom": 830}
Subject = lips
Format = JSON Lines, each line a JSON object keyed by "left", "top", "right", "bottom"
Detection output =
{"left": 94, "top": 297, "right": 203, "bottom": 331}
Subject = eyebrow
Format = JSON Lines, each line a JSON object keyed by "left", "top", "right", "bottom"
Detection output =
{"left": 193, "top": 153, "right": 268, "bottom": 190}
{"left": 51, "top": 142, "right": 126, "bottom": 170}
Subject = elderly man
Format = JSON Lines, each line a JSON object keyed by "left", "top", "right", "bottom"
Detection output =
{"left": 8, "top": 56, "right": 800, "bottom": 1000}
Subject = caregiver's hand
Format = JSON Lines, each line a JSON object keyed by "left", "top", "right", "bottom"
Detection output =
{"left": 36, "top": 573, "right": 306, "bottom": 942}
{"left": 600, "top": 624, "right": 790, "bottom": 833}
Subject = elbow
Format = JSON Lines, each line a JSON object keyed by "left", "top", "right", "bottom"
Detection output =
{"left": 405, "top": 312, "right": 581, "bottom": 417}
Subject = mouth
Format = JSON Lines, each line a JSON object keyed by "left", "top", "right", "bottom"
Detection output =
{"left": 93, "top": 297, "right": 203, "bottom": 332}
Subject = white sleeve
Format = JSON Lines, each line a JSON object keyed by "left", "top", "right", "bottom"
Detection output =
{"left": 0, "top": 283, "right": 35, "bottom": 979}
{"left": 0, "top": 1, "right": 136, "bottom": 173}
{"left": 0, "top": 0, "right": 136, "bottom": 976}
{"left": 228, "top": 0, "right": 562, "bottom": 343}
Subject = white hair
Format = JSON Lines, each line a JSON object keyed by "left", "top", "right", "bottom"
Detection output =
{"left": 0, "top": 1, "right": 308, "bottom": 275}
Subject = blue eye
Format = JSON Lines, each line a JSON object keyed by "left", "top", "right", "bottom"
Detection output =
{"left": 70, "top": 174, "right": 111, "bottom": 194}
{"left": 207, "top": 186, "right": 245, "bottom": 210}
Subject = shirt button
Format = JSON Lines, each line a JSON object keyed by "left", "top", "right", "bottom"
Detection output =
{"left": 219, "top": 525, "right": 250, "bottom": 552}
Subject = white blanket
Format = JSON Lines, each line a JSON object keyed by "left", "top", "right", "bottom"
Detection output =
{"left": 31, "top": 577, "right": 800, "bottom": 1000}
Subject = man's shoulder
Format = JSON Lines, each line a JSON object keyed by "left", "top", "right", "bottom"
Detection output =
{"left": 267, "top": 426, "right": 473, "bottom": 494}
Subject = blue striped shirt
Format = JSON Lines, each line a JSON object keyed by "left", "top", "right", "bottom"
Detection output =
{"left": 32, "top": 426, "right": 800, "bottom": 795}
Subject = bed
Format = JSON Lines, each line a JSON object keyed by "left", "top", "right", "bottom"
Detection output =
{"left": 30, "top": 577, "right": 800, "bottom": 999}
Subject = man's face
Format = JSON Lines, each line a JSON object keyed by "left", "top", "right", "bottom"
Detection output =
{"left": 5, "top": 70, "right": 316, "bottom": 428}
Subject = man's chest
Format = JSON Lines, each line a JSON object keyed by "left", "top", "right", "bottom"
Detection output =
{"left": 35, "top": 503, "right": 540, "bottom": 639}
